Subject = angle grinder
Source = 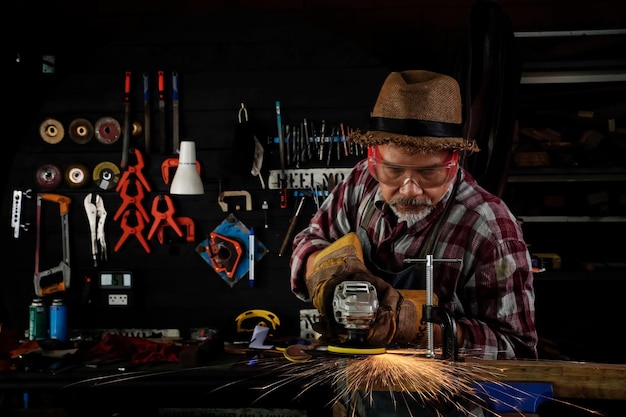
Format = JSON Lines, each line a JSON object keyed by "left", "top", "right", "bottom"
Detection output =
{"left": 328, "top": 281, "right": 386, "bottom": 355}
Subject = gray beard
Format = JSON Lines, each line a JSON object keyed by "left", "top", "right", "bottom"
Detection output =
{"left": 390, "top": 203, "right": 434, "bottom": 226}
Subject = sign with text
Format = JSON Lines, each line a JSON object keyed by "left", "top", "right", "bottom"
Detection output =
{"left": 268, "top": 168, "right": 353, "bottom": 190}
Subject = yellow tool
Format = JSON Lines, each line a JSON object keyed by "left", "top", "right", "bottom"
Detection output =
{"left": 235, "top": 309, "right": 280, "bottom": 333}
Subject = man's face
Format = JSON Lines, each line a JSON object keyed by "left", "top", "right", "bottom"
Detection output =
{"left": 369, "top": 144, "right": 458, "bottom": 224}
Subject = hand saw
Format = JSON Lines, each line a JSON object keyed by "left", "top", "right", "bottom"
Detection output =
{"left": 34, "top": 193, "right": 72, "bottom": 297}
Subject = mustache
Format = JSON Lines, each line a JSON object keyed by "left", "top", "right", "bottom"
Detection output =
{"left": 389, "top": 197, "right": 433, "bottom": 208}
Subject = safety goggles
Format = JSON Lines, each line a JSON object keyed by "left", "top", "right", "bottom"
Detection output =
{"left": 367, "top": 146, "right": 458, "bottom": 189}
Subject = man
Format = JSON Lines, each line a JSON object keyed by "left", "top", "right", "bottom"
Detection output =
{"left": 289, "top": 70, "right": 538, "bottom": 416}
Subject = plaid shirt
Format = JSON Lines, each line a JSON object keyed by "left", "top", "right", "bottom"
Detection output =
{"left": 290, "top": 159, "right": 538, "bottom": 360}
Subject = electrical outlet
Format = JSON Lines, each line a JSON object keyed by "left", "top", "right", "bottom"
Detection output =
{"left": 108, "top": 294, "right": 128, "bottom": 306}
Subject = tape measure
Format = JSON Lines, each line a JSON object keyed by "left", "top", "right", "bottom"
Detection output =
{"left": 92, "top": 161, "right": 121, "bottom": 190}
{"left": 65, "top": 163, "right": 90, "bottom": 188}
{"left": 39, "top": 118, "right": 65, "bottom": 144}
{"left": 94, "top": 117, "right": 121, "bottom": 145}
{"left": 68, "top": 118, "right": 94, "bottom": 144}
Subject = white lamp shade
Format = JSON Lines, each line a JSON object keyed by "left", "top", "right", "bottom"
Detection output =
{"left": 170, "top": 141, "right": 204, "bottom": 195}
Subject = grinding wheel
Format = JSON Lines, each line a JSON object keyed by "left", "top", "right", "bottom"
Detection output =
{"left": 39, "top": 118, "right": 65, "bottom": 144}
{"left": 94, "top": 117, "right": 121, "bottom": 144}
{"left": 35, "top": 164, "right": 62, "bottom": 189}
{"left": 93, "top": 161, "right": 121, "bottom": 190}
{"left": 68, "top": 118, "right": 94, "bottom": 144}
{"left": 65, "top": 163, "right": 90, "bottom": 188}
{"left": 132, "top": 120, "right": 143, "bottom": 137}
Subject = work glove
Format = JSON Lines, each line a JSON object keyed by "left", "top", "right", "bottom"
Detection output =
{"left": 305, "top": 232, "right": 436, "bottom": 347}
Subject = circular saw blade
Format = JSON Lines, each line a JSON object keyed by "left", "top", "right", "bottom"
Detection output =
{"left": 94, "top": 117, "right": 121, "bottom": 145}
{"left": 68, "top": 118, "right": 94, "bottom": 144}
{"left": 92, "top": 161, "right": 121, "bottom": 190}
{"left": 39, "top": 118, "right": 65, "bottom": 144}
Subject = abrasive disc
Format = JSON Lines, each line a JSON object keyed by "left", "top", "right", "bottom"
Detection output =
{"left": 65, "top": 163, "right": 90, "bottom": 188}
{"left": 39, "top": 118, "right": 65, "bottom": 144}
{"left": 94, "top": 117, "right": 121, "bottom": 145}
{"left": 35, "top": 164, "right": 62, "bottom": 189}
{"left": 93, "top": 161, "right": 121, "bottom": 190}
{"left": 68, "top": 118, "right": 94, "bottom": 144}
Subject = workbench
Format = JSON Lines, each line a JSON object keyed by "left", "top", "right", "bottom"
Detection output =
{"left": 1, "top": 347, "right": 625, "bottom": 417}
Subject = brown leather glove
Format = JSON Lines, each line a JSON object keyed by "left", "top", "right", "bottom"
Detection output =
{"left": 306, "top": 233, "right": 436, "bottom": 346}
{"left": 305, "top": 233, "right": 370, "bottom": 342}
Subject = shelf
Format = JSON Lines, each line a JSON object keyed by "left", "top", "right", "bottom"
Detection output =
{"left": 507, "top": 167, "right": 626, "bottom": 183}
{"left": 533, "top": 270, "right": 625, "bottom": 281}
{"left": 521, "top": 70, "right": 626, "bottom": 84}
{"left": 519, "top": 216, "right": 626, "bottom": 223}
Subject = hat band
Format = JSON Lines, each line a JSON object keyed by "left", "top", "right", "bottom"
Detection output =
{"left": 369, "top": 117, "right": 462, "bottom": 138}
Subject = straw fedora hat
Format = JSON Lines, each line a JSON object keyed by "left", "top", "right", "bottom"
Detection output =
{"left": 350, "top": 70, "right": 479, "bottom": 153}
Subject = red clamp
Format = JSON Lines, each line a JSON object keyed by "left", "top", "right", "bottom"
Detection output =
{"left": 156, "top": 216, "right": 195, "bottom": 244}
{"left": 161, "top": 157, "right": 201, "bottom": 185}
{"left": 114, "top": 209, "right": 151, "bottom": 253}
{"left": 116, "top": 148, "right": 151, "bottom": 193}
{"left": 147, "top": 194, "right": 183, "bottom": 240}
{"left": 113, "top": 178, "right": 149, "bottom": 222}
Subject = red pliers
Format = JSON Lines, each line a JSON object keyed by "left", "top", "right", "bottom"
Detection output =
{"left": 116, "top": 148, "right": 151, "bottom": 193}
{"left": 114, "top": 209, "right": 151, "bottom": 253}
{"left": 147, "top": 194, "right": 183, "bottom": 240}
{"left": 113, "top": 177, "right": 150, "bottom": 222}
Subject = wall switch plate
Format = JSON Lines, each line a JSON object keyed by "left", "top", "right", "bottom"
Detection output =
{"left": 108, "top": 294, "right": 129, "bottom": 306}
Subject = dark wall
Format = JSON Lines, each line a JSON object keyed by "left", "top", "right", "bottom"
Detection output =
{"left": 3, "top": 1, "right": 626, "bottom": 355}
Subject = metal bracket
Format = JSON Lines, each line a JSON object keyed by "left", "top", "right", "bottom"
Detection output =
{"left": 218, "top": 190, "right": 252, "bottom": 212}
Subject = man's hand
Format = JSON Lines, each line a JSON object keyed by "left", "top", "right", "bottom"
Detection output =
{"left": 305, "top": 233, "right": 435, "bottom": 346}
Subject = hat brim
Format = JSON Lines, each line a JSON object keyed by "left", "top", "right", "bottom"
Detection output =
{"left": 349, "top": 130, "right": 480, "bottom": 153}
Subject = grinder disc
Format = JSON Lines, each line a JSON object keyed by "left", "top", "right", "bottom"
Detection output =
{"left": 35, "top": 164, "right": 62, "bottom": 189}
{"left": 94, "top": 117, "right": 121, "bottom": 145}
{"left": 39, "top": 118, "right": 65, "bottom": 144}
{"left": 68, "top": 118, "right": 94, "bottom": 144}
{"left": 65, "top": 163, "right": 90, "bottom": 188}
{"left": 93, "top": 161, "right": 121, "bottom": 190}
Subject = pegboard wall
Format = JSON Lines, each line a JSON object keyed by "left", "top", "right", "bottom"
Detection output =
{"left": 2, "top": 10, "right": 393, "bottom": 340}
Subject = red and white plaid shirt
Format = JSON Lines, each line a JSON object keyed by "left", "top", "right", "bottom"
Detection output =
{"left": 290, "top": 158, "right": 538, "bottom": 360}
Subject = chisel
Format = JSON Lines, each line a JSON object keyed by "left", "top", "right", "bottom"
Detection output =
{"left": 172, "top": 71, "right": 180, "bottom": 153}
{"left": 121, "top": 71, "right": 132, "bottom": 169}
{"left": 157, "top": 70, "right": 166, "bottom": 154}
{"left": 143, "top": 73, "right": 151, "bottom": 153}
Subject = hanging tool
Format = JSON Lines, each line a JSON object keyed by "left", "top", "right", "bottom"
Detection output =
{"left": 114, "top": 209, "right": 151, "bottom": 253}
{"left": 94, "top": 116, "right": 122, "bottom": 145}
{"left": 156, "top": 216, "right": 194, "bottom": 243}
{"left": 218, "top": 190, "right": 252, "bottom": 212}
{"left": 115, "top": 148, "right": 151, "bottom": 193}
{"left": 161, "top": 157, "right": 201, "bottom": 184}
{"left": 114, "top": 177, "right": 150, "bottom": 222}
{"left": 143, "top": 72, "right": 151, "bottom": 153}
{"left": 147, "top": 194, "right": 183, "bottom": 240}
{"left": 318, "top": 120, "right": 326, "bottom": 161}
{"left": 68, "top": 118, "right": 94, "bottom": 144}
{"left": 84, "top": 193, "right": 107, "bottom": 267}
{"left": 39, "top": 118, "right": 64, "bottom": 144}
{"left": 278, "top": 194, "right": 306, "bottom": 256}
{"left": 11, "top": 188, "right": 31, "bottom": 238}
{"left": 207, "top": 232, "right": 244, "bottom": 280}
{"left": 172, "top": 71, "right": 180, "bottom": 153}
{"left": 121, "top": 71, "right": 132, "bottom": 169}
{"left": 157, "top": 70, "right": 166, "bottom": 154}
{"left": 34, "top": 193, "right": 71, "bottom": 297}
{"left": 276, "top": 101, "right": 287, "bottom": 209}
